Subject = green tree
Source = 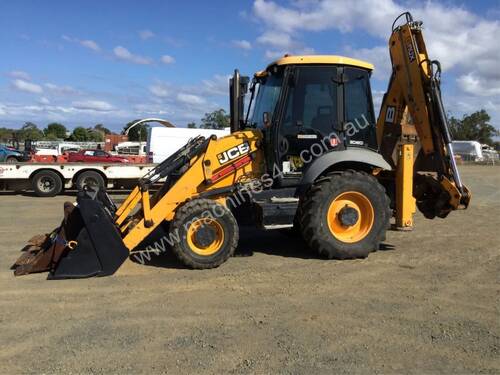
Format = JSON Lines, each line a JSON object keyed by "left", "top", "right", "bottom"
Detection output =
{"left": 43, "top": 132, "right": 60, "bottom": 141}
{"left": 44, "top": 122, "right": 67, "bottom": 139}
{"left": 0, "top": 127, "right": 17, "bottom": 143}
{"left": 69, "top": 127, "right": 90, "bottom": 141}
{"left": 17, "top": 122, "right": 44, "bottom": 141}
{"left": 86, "top": 127, "right": 104, "bottom": 142}
{"left": 94, "top": 124, "right": 111, "bottom": 135}
{"left": 187, "top": 122, "right": 197, "bottom": 128}
{"left": 200, "top": 109, "right": 230, "bottom": 129}
{"left": 124, "top": 120, "right": 148, "bottom": 142}
{"left": 449, "top": 110, "right": 499, "bottom": 145}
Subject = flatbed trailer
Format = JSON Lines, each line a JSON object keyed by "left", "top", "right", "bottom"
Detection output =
{"left": 0, "top": 162, "right": 156, "bottom": 197}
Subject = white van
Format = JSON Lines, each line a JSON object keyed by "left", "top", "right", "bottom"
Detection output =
{"left": 451, "top": 141, "right": 483, "bottom": 162}
{"left": 146, "top": 127, "right": 230, "bottom": 163}
{"left": 35, "top": 143, "right": 82, "bottom": 156}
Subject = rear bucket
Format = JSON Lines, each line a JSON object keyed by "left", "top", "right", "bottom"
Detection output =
{"left": 12, "top": 190, "right": 129, "bottom": 279}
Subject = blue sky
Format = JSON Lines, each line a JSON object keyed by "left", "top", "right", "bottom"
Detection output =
{"left": 1, "top": 0, "right": 499, "bottom": 132}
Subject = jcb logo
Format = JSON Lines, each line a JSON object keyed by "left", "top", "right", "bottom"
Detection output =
{"left": 406, "top": 42, "right": 416, "bottom": 62}
{"left": 217, "top": 142, "right": 250, "bottom": 165}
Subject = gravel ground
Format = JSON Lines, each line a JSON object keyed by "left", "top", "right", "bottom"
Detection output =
{"left": 0, "top": 165, "right": 498, "bottom": 374}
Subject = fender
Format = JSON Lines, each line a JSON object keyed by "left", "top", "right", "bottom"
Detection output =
{"left": 295, "top": 148, "right": 392, "bottom": 196}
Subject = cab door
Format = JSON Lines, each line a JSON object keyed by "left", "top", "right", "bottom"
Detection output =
{"left": 274, "top": 65, "right": 343, "bottom": 179}
{"left": 342, "top": 67, "right": 378, "bottom": 150}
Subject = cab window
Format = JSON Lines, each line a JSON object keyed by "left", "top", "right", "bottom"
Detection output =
{"left": 281, "top": 66, "right": 338, "bottom": 136}
{"left": 250, "top": 70, "right": 283, "bottom": 128}
{"left": 344, "top": 67, "right": 377, "bottom": 149}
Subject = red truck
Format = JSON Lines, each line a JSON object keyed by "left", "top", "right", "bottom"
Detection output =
{"left": 68, "top": 149, "right": 130, "bottom": 163}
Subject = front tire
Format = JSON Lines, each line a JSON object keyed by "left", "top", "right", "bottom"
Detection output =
{"left": 170, "top": 199, "right": 239, "bottom": 269}
{"left": 300, "top": 170, "right": 390, "bottom": 259}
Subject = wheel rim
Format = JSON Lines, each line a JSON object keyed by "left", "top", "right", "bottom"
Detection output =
{"left": 327, "top": 191, "right": 374, "bottom": 243}
{"left": 186, "top": 218, "right": 225, "bottom": 256}
{"left": 37, "top": 176, "right": 55, "bottom": 193}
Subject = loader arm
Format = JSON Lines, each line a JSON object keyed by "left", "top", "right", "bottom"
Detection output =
{"left": 376, "top": 12, "right": 470, "bottom": 226}
{"left": 116, "top": 130, "right": 264, "bottom": 251}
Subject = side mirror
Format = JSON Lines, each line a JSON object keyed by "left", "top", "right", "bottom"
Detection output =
{"left": 263, "top": 112, "right": 271, "bottom": 128}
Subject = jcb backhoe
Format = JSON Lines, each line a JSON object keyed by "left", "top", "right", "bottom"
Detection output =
{"left": 13, "top": 12, "right": 470, "bottom": 279}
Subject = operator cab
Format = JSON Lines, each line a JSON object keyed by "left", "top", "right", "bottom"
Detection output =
{"left": 246, "top": 55, "right": 377, "bottom": 186}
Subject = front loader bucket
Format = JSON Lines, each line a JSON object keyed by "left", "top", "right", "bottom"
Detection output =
{"left": 12, "top": 190, "right": 129, "bottom": 279}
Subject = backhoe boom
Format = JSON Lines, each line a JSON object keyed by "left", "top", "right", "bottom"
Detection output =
{"left": 377, "top": 12, "right": 470, "bottom": 226}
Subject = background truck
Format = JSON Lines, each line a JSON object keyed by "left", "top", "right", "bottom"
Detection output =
{"left": 0, "top": 162, "right": 156, "bottom": 197}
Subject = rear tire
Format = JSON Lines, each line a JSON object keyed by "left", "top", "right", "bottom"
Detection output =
{"left": 170, "top": 199, "right": 238, "bottom": 269}
{"left": 6, "top": 156, "right": 18, "bottom": 163}
{"left": 32, "top": 170, "right": 63, "bottom": 197}
{"left": 300, "top": 170, "right": 390, "bottom": 259}
{"left": 76, "top": 171, "right": 105, "bottom": 191}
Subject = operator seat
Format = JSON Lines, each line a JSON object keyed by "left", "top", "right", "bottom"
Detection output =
{"left": 311, "top": 106, "right": 334, "bottom": 135}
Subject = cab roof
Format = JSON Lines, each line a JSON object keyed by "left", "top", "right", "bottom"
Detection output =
{"left": 262, "top": 55, "right": 374, "bottom": 73}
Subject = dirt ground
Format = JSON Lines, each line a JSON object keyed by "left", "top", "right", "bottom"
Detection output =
{"left": 0, "top": 165, "right": 498, "bottom": 374}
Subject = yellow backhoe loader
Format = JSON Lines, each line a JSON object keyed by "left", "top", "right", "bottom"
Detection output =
{"left": 12, "top": 12, "right": 470, "bottom": 279}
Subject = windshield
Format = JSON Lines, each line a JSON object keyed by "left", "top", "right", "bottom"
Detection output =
{"left": 249, "top": 71, "right": 283, "bottom": 128}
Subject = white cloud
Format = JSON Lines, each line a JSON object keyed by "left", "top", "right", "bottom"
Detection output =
{"left": 201, "top": 74, "right": 230, "bottom": 96}
{"left": 457, "top": 73, "right": 500, "bottom": 97}
{"left": 72, "top": 100, "right": 113, "bottom": 111}
{"left": 253, "top": 0, "right": 398, "bottom": 36}
{"left": 264, "top": 50, "right": 286, "bottom": 60}
{"left": 160, "top": 55, "right": 175, "bottom": 64}
{"left": 11, "top": 79, "right": 43, "bottom": 94}
{"left": 149, "top": 83, "right": 170, "bottom": 98}
{"left": 8, "top": 70, "right": 30, "bottom": 80}
{"left": 45, "top": 83, "right": 79, "bottom": 95}
{"left": 257, "top": 31, "right": 295, "bottom": 49}
{"left": 256, "top": 28, "right": 315, "bottom": 59}
{"left": 0, "top": 104, "right": 6, "bottom": 115}
{"left": 38, "top": 97, "right": 50, "bottom": 105}
{"left": 113, "top": 46, "right": 152, "bottom": 65}
{"left": 345, "top": 46, "right": 390, "bottom": 80}
{"left": 139, "top": 29, "right": 155, "bottom": 40}
{"left": 371, "top": 90, "right": 385, "bottom": 115}
{"left": 252, "top": 0, "right": 500, "bottom": 102}
{"left": 177, "top": 93, "right": 206, "bottom": 105}
{"left": 232, "top": 39, "right": 252, "bottom": 50}
{"left": 80, "top": 39, "right": 100, "bottom": 52}
{"left": 62, "top": 35, "right": 100, "bottom": 52}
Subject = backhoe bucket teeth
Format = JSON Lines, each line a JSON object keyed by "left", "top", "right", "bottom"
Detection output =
{"left": 12, "top": 191, "right": 129, "bottom": 279}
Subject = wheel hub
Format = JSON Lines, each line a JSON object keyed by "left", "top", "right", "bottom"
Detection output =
{"left": 193, "top": 225, "right": 217, "bottom": 247}
{"left": 338, "top": 205, "right": 359, "bottom": 227}
{"left": 39, "top": 177, "right": 54, "bottom": 192}
{"left": 186, "top": 218, "right": 225, "bottom": 256}
{"left": 326, "top": 191, "right": 375, "bottom": 243}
